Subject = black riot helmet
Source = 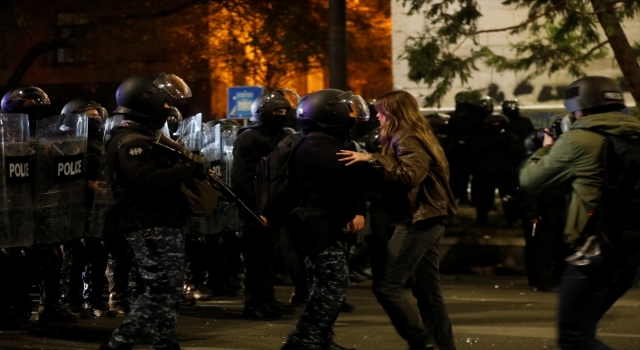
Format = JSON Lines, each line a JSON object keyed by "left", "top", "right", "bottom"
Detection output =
{"left": 479, "top": 96, "right": 495, "bottom": 113}
{"left": 501, "top": 99, "right": 520, "bottom": 118}
{"left": 62, "top": 99, "right": 108, "bottom": 121}
{"left": 62, "top": 99, "right": 108, "bottom": 138}
{"left": 114, "top": 72, "right": 192, "bottom": 129}
{"left": 296, "top": 89, "right": 369, "bottom": 129}
{"left": 564, "top": 76, "right": 625, "bottom": 113}
{"left": 360, "top": 127, "right": 382, "bottom": 153}
{"left": 484, "top": 113, "right": 509, "bottom": 133}
{"left": 1, "top": 86, "right": 51, "bottom": 120}
{"left": 250, "top": 88, "right": 299, "bottom": 125}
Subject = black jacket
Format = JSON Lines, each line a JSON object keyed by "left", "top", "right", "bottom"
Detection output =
{"left": 290, "top": 129, "right": 370, "bottom": 254}
{"left": 105, "top": 121, "right": 193, "bottom": 233}
{"left": 231, "top": 124, "right": 285, "bottom": 219}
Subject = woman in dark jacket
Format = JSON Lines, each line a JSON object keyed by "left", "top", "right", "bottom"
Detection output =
{"left": 338, "top": 90, "right": 457, "bottom": 350}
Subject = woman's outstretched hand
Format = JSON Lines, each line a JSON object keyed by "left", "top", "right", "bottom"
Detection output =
{"left": 337, "top": 150, "right": 372, "bottom": 166}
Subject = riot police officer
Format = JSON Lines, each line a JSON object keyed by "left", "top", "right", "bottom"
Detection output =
{"left": 446, "top": 91, "right": 484, "bottom": 205}
{"left": 0, "top": 86, "right": 50, "bottom": 329}
{"left": 281, "top": 88, "right": 370, "bottom": 350}
{"left": 58, "top": 99, "right": 116, "bottom": 318}
{"left": 469, "top": 113, "right": 525, "bottom": 226}
{"left": 101, "top": 72, "right": 196, "bottom": 350}
{"left": 501, "top": 99, "right": 534, "bottom": 144}
{"left": 232, "top": 89, "right": 299, "bottom": 319}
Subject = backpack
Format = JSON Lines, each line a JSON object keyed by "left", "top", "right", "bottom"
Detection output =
{"left": 587, "top": 128, "right": 640, "bottom": 263}
{"left": 255, "top": 133, "right": 305, "bottom": 227}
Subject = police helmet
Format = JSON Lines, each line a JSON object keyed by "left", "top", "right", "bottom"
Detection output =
{"left": 502, "top": 99, "right": 520, "bottom": 115}
{"left": 563, "top": 76, "right": 625, "bottom": 113}
{"left": 1, "top": 86, "right": 51, "bottom": 120}
{"left": 296, "top": 89, "right": 369, "bottom": 128}
{"left": 250, "top": 89, "right": 298, "bottom": 124}
{"left": 62, "top": 99, "right": 108, "bottom": 121}
{"left": 114, "top": 72, "right": 192, "bottom": 118}
{"left": 360, "top": 127, "right": 381, "bottom": 153}
{"left": 479, "top": 96, "right": 495, "bottom": 112}
{"left": 484, "top": 113, "right": 509, "bottom": 132}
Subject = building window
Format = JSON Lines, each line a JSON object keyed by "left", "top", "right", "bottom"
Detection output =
{"left": 56, "top": 12, "right": 90, "bottom": 64}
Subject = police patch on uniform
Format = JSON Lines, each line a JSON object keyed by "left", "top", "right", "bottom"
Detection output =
{"left": 129, "top": 147, "right": 143, "bottom": 156}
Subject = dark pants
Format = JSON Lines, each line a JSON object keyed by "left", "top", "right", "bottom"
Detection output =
{"left": 241, "top": 219, "right": 279, "bottom": 307}
{"left": 61, "top": 236, "right": 108, "bottom": 303}
{"left": 366, "top": 207, "right": 396, "bottom": 281}
{"left": 107, "top": 227, "right": 185, "bottom": 350}
{"left": 557, "top": 255, "right": 637, "bottom": 350}
{"left": 522, "top": 220, "right": 568, "bottom": 290}
{"left": 285, "top": 246, "right": 350, "bottom": 349}
{"left": 30, "top": 243, "right": 64, "bottom": 306}
{"left": 372, "top": 219, "right": 456, "bottom": 350}
{"left": 0, "top": 247, "right": 31, "bottom": 322}
{"left": 473, "top": 172, "right": 518, "bottom": 224}
{"left": 105, "top": 232, "right": 138, "bottom": 303}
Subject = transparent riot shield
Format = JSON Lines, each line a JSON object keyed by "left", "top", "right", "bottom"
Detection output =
{"left": 179, "top": 113, "right": 203, "bottom": 153}
{"left": 0, "top": 113, "right": 33, "bottom": 248}
{"left": 33, "top": 114, "right": 88, "bottom": 243}
{"left": 197, "top": 123, "right": 223, "bottom": 235}
{"left": 218, "top": 122, "right": 242, "bottom": 232}
{"left": 88, "top": 115, "right": 122, "bottom": 237}
{"left": 220, "top": 122, "right": 239, "bottom": 186}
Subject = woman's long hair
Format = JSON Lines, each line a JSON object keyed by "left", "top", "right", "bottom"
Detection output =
{"left": 375, "top": 90, "right": 448, "bottom": 168}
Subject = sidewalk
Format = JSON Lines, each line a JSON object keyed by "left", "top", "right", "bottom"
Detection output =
{"left": 440, "top": 201, "right": 527, "bottom": 274}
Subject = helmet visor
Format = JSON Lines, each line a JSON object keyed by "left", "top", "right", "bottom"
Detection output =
{"left": 274, "top": 88, "right": 301, "bottom": 108}
{"left": 338, "top": 92, "right": 370, "bottom": 121}
{"left": 153, "top": 73, "right": 192, "bottom": 99}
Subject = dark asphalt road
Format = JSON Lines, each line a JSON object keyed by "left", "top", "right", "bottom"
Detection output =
{"left": 1, "top": 275, "right": 638, "bottom": 350}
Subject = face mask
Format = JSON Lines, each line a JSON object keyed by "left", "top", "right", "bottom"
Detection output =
{"left": 88, "top": 119, "right": 102, "bottom": 138}
{"left": 146, "top": 107, "right": 171, "bottom": 131}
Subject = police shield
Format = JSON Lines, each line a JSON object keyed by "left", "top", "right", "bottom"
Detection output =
{"left": 216, "top": 122, "right": 242, "bottom": 233}
{"left": 198, "top": 121, "right": 242, "bottom": 234}
{"left": 33, "top": 114, "right": 87, "bottom": 243}
{"left": 220, "top": 122, "right": 239, "bottom": 186}
{"left": 88, "top": 115, "right": 122, "bottom": 237}
{"left": 179, "top": 113, "right": 204, "bottom": 153}
{"left": 0, "top": 113, "right": 33, "bottom": 248}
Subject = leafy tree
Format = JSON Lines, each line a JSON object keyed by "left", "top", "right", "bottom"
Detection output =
{"left": 401, "top": 0, "right": 640, "bottom": 107}
{"left": 1, "top": 0, "right": 391, "bottom": 104}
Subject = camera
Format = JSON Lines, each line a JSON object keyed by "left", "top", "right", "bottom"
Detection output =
{"left": 533, "top": 122, "right": 561, "bottom": 144}
{"left": 532, "top": 115, "right": 573, "bottom": 144}
{"left": 525, "top": 115, "right": 573, "bottom": 153}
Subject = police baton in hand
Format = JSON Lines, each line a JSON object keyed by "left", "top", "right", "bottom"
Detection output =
{"left": 154, "top": 133, "right": 267, "bottom": 227}
{"left": 206, "top": 171, "right": 267, "bottom": 227}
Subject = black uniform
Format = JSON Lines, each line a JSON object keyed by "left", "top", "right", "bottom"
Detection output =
{"left": 469, "top": 119, "right": 525, "bottom": 225}
{"left": 103, "top": 122, "right": 193, "bottom": 350}
{"left": 283, "top": 128, "right": 369, "bottom": 349}
{"left": 232, "top": 124, "right": 287, "bottom": 317}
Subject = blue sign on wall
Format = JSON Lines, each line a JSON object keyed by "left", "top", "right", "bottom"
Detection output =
{"left": 227, "top": 86, "right": 263, "bottom": 118}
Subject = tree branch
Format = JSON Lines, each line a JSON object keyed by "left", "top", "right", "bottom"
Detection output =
{"left": 570, "top": 40, "right": 609, "bottom": 62}
{"left": 471, "top": 3, "right": 563, "bottom": 35}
